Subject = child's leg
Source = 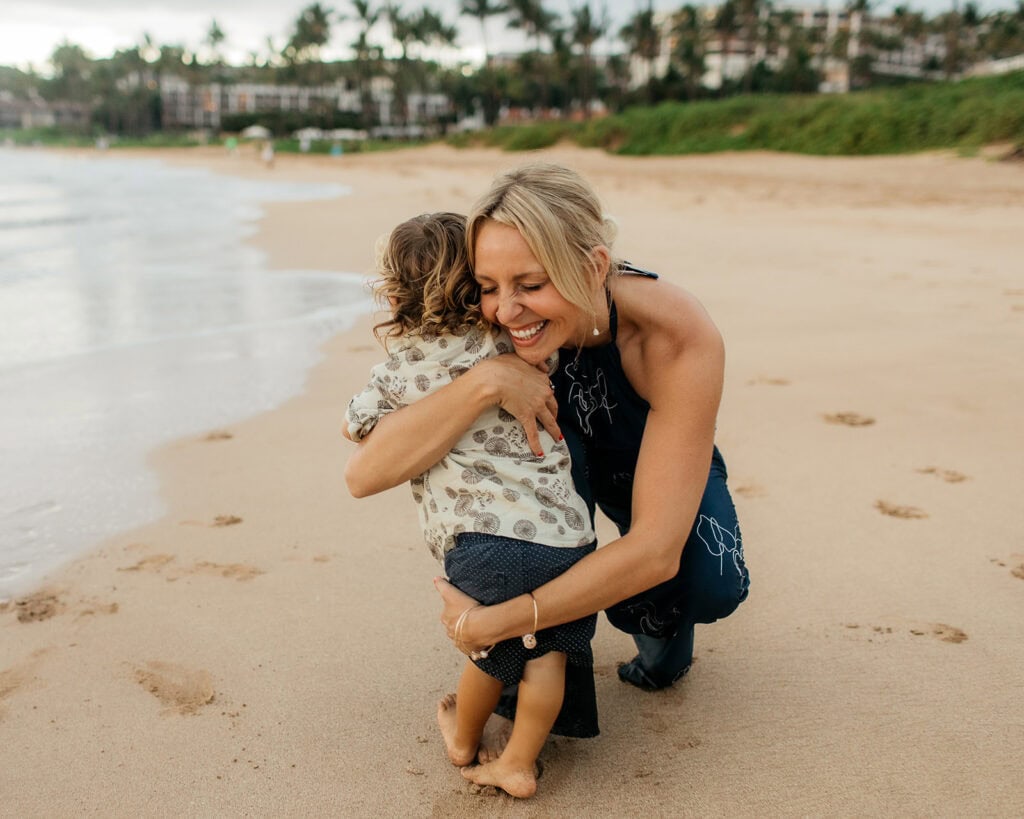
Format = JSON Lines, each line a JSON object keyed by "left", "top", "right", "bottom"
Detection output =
{"left": 461, "top": 651, "right": 567, "bottom": 799}
{"left": 437, "top": 659, "right": 503, "bottom": 766}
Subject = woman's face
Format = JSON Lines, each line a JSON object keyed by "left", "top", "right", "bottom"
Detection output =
{"left": 473, "top": 220, "right": 590, "bottom": 366}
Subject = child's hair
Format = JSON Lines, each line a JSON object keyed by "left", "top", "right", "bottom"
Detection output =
{"left": 467, "top": 163, "right": 619, "bottom": 333}
{"left": 372, "top": 212, "right": 484, "bottom": 343}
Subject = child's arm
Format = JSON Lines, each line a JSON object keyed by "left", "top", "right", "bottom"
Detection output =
{"left": 344, "top": 353, "right": 559, "bottom": 498}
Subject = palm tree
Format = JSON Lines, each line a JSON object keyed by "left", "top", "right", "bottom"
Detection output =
{"left": 286, "top": 2, "right": 335, "bottom": 82}
{"left": 712, "top": 0, "right": 740, "bottom": 91}
{"left": 386, "top": 4, "right": 456, "bottom": 125}
{"left": 507, "top": 0, "right": 559, "bottom": 113}
{"left": 736, "top": 0, "right": 764, "bottom": 91}
{"left": 620, "top": 1, "right": 660, "bottom": 102}
{"left": 460, "top": 0, "right": 508, "bottom": 67}
{"left": 346, "top": 0, "right": 382, "bottom": 128}
{"left": 205, "top": 19, "right": 226, "bottom": 65}
{"left": 507, "top": 0, "right": 558, "bottom": 52}
{"left": 48, "top": 41, "right": 93, "bottom": 101}
{"left": 672, "top": 5, "right": 707, "bottom": 99}
{"left": 570, "top": 2, "right": 608, "bottom": 118}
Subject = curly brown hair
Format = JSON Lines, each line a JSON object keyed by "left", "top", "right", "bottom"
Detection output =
{"left": 372, "top": 212, "right": 484, "bottom": 344}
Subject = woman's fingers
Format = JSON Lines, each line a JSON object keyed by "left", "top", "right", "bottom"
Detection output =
{"left": 478, "top": 355, "right": 562, "bottom": 454}
{"left": 434, "top": 576, "right": 481, "bottom": 646}
{"left": 539, "top": 391, "right": 562, "bottom": 443}
{"left": 469, "top": 355, "right": 562, "bottom": 454}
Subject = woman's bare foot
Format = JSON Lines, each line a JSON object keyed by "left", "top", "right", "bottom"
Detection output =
{"left": 478, "top": 714, "right": 512, "bottom": 763}
{"left": 461, "top": 758, "right": 538, "bottom": 799}
{"left": 436, "top": 694, "right": 477, "bottom": 766}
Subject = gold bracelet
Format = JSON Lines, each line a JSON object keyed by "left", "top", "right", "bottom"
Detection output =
{"left": 522, "top": 592, "right": 538, "bottom": 649}
{"left": 454, "top": 605, "right": 493, "bottom": 660}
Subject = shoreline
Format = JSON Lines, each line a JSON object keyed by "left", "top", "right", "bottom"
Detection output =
{"left": 2, "top": 145, "right": 1023, "bottom": 815}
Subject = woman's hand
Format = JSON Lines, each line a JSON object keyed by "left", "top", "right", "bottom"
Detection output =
{"left": 433, "top": 577, "right": 487, "bottom": 654}
{"left": 470, "top": 354, "right": 561, "bottom": 455}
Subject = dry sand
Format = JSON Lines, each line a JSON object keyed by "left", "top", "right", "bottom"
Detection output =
{"left": 1, "top": 143, "right": 1022, "bottom": 816}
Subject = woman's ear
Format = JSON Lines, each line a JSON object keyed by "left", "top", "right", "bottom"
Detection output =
{"left": 589, "top": 245, "right": 611, "bottom": 288}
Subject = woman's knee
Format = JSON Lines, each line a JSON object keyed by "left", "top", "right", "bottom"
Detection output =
{"left": 691, "top": 574, "right": 749, "bottom": 623}
{"left": 682, "top": 515, "right": 749, "bottom": 623}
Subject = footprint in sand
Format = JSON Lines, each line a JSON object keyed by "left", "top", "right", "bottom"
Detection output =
{"left": 134, "top": 661, "right": 215, "bottom": 715}
{"left": 192, "top": 561, "right": 264, "bottom": 581}
{"left": 119, "top": 554, "right": 176, "bottom": 573}
{"left": 989, "top": 556, "right": 1024, "bottom": 580}
{"left": 74, "top": 599, "right": 119, "bottom": 619}
{"left": 12, "top": 591, "right": 63, "bottom": 623}
{"left": 846, "top": 622, "right": 967, "bottom": 643}
{"left": 119, "top": 554, "right": 261, "bottom": 582}
{"left": 8, "top": 591, "right": 118, "bottom": 624}
{"left": 203, "top": 430, "right": 233, "bottom": 441}
{"left": 916, "top": 466, "right": 968, "bottom": 483}
{"left": 734, "top": 483, "right": 767, "bottom": 499}
{"left": 910, "top": 624, "right": 968, "bottom": 643}
{"left": 823, "top": 412, "right": 875, "bottom": 427}
{"left": 747, "top": 376, "right": 790, "bottom": 386}
{"left": 875, "top": 500, "right": 928, "bottom": 519}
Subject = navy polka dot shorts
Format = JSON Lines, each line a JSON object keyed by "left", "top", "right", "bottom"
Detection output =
{"left": 444, "top": 533, "right": 597, "bottom": 689}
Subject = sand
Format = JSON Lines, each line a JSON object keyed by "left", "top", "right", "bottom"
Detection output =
{"left": 1, "top": 143, "right": 1022, "bottom": 816}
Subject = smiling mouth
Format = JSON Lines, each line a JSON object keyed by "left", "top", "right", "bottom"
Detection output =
{"left": 508, "top": 321, "right": 547, "bottom": 342}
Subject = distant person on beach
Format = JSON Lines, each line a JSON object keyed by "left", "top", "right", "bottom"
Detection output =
{"left": 344, "top": 212, "right": 599, "bottom": 799}
{"left": 260, "top": 140, "right": 274, "bottom": 168}
{"left": 344, "top": 164, "right": 749, "bottom": 721}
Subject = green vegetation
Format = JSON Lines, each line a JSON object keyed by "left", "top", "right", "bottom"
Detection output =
{"left": 0, "top": 128, "right": 206, "bottom": 148}
{"left": 452, "top": 71, "right": 1024, "bottom": 156}
{"left": 271, "top": 137, "right": 428, "bottom": 154}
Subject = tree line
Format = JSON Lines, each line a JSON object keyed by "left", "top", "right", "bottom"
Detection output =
{"left": 2, "top": 0, "right": 1023, "bottom": 137}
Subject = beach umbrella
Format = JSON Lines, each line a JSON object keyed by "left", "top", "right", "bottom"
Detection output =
{"left": 240, "top": 125, "right": 272, "bottom": 140}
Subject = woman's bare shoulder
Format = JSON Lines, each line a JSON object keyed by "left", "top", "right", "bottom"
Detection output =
{"left": 612, "top": 273, "right": 721, "bottom": 351}
{"left": 610, "top": 274, "right": 723, "bottom": 408}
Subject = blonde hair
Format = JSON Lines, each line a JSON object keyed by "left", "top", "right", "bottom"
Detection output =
{"left": 372, "top": 212, "right": 484, "bottom": 344}
{"left": 466, "top": 163, "right": 618, "bottom": 330}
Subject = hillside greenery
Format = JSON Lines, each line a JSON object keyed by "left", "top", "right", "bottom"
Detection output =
{"left": 448, "top": 70, "right": 1024, "bottom": 156}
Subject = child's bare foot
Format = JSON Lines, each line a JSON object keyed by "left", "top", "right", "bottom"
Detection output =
{"left": 478, "top": 714, "right": 512, "bottom": 763}
{"left": 436, "top": 694, "right": 477, "bottom": 766}
{"left": 461, "top": 757, "right": 538, "bottom": 799}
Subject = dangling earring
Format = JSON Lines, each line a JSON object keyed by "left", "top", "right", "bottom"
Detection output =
{"left": 592, "top": 324, "right": 600, "bottom": 337}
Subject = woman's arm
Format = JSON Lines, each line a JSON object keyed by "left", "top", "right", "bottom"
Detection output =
{"left": 344, "top": 353, "right": 562, "bottom": 497}
{"left": 441, "top": 281, "right": 725, "bottom": 648}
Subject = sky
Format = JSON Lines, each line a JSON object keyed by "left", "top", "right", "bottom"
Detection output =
{"left": 3, "top": 0, "right": 1017, "bottom": 74}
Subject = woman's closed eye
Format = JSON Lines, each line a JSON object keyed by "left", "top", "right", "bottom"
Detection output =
{"left": 478, "top": 283, "right": 545, "bottom": 296}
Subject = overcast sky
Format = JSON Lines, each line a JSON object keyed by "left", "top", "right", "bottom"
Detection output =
{"left": 4, "top": 0, "right": 1014, "bottom": 73}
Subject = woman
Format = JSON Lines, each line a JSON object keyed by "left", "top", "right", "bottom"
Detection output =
{"left": 345, "top": 163, "right": 749, "bottom": 694}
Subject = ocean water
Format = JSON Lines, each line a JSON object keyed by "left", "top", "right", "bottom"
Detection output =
{"left": 0, "top": 149, "right": 373, "bottom": 600}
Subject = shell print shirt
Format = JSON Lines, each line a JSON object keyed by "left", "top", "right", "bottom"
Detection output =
{"left": 346, "top": 325, "right": 596, "bottom": 561}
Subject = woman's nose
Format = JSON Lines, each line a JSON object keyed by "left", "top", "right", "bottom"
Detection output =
{"left": 495, "top": 291, "right": 521, "bottom": 324}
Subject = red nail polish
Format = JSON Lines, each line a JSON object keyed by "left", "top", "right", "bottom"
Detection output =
{"left": 558, "top": 434, "right": 564, "bottom": 441}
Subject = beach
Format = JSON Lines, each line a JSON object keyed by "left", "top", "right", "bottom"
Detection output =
{"left": 1, "top": 143, "right": 1022, "bottom": 816}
